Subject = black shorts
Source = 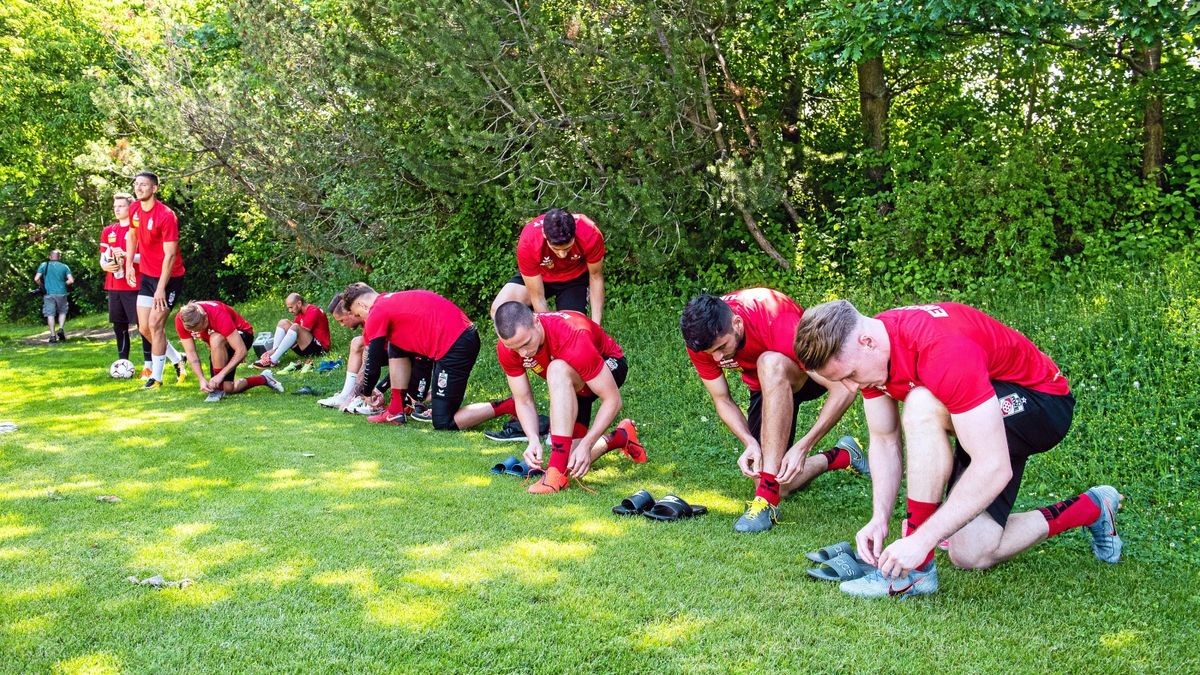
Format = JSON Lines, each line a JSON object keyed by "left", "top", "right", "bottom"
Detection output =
{"left": 208, "top": 329, "right": 255, "bottom": 379}
{"left": 293, "top": 340, "right": 328, "bottom": 358}
{"left": 575, "top": 355, "right": 629, "bottom": 427}
{"left": 746, "top": 376, "right": 828, "bottom": 446}
{"left": 108, "top": 290, "right": 139, "bottom": 324}
{"left": 138, "top": 274, "right": 184, "bottom": 310}
{"left": 428, "top": 327, "right": 481, "bottom": 430}
{"left": 947, "top": 381, "right": 1075, "bottom": 527}
{"left": 506, "top": 271, "right": 589, "bottom": 313}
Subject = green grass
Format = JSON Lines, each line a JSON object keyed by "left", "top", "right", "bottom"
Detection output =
{"left": 2, "top": 263, "right": 1199, "bottom": 673}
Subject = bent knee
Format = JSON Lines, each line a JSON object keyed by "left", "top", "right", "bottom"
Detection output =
{"left": 948, "top": 547, "right": 999, "bottom": 571}
{"left": 901, "top": 387, "right": 951, "bottom": 428}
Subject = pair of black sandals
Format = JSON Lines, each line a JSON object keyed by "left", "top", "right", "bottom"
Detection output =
{"left": 611, "top": 490, "right": 707, "bottom": 521}
{"left": 804, "top": 541, "right": 870, "bottom": 582}
{"left": 491, "top": 456, "right": 545, "bottom": 479}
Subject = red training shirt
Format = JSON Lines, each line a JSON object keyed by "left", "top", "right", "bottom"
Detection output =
{"left": 863, "top": 302, "right": 1071, "bottom": 414}
{"left": 687, "top": 288, "right": 805, "bottom": 391}
{"left": 295, "top": 303, "right": 332, "bottom": 350}
{"left": 130, "top": 199, "right": 186, "bottom": 278}
{"left": 515, "top": 213, "right": 605, "bottom": 283}
{"left": 100, "top": 221, "right": 138, "bottom": 291}
{"left": 496, "top": 311, "right": 624, "bottom": 393}
{"left": 362, "top": 290, "right": 472, "bottom": 360}
{"left": 175, "top": 301, "right": 253, "bottom": 345}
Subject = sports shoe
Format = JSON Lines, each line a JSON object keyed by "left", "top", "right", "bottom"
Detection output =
{"left": 484, "top": 416, "right": 550, "bottom": 442}
{"left": 734, "top": 496, "right": 779, "bottom": 533}
{"left": 316, "top": 359, "right": 343, "bottom": 373}
{"left": 527, "top": 467, "right": 569, "bottom": 494}
{"left": 299, "top": 360, "right": 314, "bottom": 374}
{"left": 277, "top": 362, "right": 300, "bottom": 375}
{"left": 174, "top": 362, "right": 187, "bottom": 385}
{"left": 261, "top": 370, "right": 285, "bottom": 393}
{"left": 141, "top": 378, "right": 161, "bottom": 390}
{"left": 834, "top": 435, "right": 869, "bottom": 475}
{"left": 56, "top": 329, "right": 66, "bottom": 342}
{"left": 1085, "top": 485, "right": 1123, "bottom": 564}
{"left": 615, "top": 419, "right": 647, "bottom": 463}
{"left": 367, "top": 410, "right": 406, "bottom": 425}
{"left": 318, "top": 393, "right": 348, "bottom": 409}
{"left": 840, "top": 563, "right": 939, "bottom": 599}
{"left": 204, "top": 390, "right": 225, "bottom": 403}
{"left": 410, "top": 408, "right": 433, "bottom": 423}
{"left": 251, "top": 356, "right": 273, "bottom": 369}
{"left": 346, "top": 398, "right": 383, "bottom": 415}
{"left": 140, "top": 366, "right": 153, "bottom": 381}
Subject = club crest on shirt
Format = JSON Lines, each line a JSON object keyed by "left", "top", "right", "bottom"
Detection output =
{"left": 541, "top": 256, "right": 554, "bottom": 269}
{"left": 605, "top": 357, "right": 619, "bottom": 371}
{"left": 998, "top": 393, "right": 1027, "bottom": 417}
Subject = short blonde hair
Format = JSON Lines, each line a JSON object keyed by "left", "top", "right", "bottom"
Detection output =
{"left": 794, "top": 300, "right": 863, "bottom": 370}
{"left": 178, "top": 302, "right": 207, "bottom": 330}
{"left": 113, "top": 192, "right": 133, "bottom": 204}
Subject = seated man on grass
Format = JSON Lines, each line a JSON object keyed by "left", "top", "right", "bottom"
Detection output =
{"left": 176, "top": 301, "right": 284, "bottom": 402}
{"left": 794, "top": 300, "right": 1122, "bottom": 598}
{"left": 681, "top": 290, "right": 864, "bottom": 533}
{"left": 494, "top": 302, "right": 646, "bottom": 494}
{"left": 253, "top": 292, "right": 332, "bottom": 371}
{"left": 341, "top": 283, "right": 513, "bottom": 431}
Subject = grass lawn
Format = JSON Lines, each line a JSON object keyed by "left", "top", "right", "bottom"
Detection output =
{"left": 1, "top": 264, "right": 1198, "bottom": 673}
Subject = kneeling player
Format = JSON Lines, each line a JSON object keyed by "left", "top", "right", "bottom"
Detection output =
{"left": 794, "top": 300, "right": 1122, "bottom": 598}
{"left": 176, "top": 301, "right": 284, "bottom": 402}
{"left": 494, "top": 302, "right": 646, "bottom": 494}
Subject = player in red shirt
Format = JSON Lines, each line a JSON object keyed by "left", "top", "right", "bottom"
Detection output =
{"left": 252, "top": 292, "right": 332, "bottom": 370}
{"left": 494, "top": 301, "right": 647, "bottom": 494}
{"left": 175, "top": 301, "right": 283, "bottom": 402}
{"left": 794, "top": 300, "right": 1122, "bottom": 598}
{"left": 680, "top": 290, "right": 863, "bottom": 533}
{"left": 98, "top": 192, "right": 151, "bottom": 370}
{"left": 490, "top": 208, "right": 606, "bottom": 325}
{"left": 340, "top": 283, "right": 513, "bottom": 431}
{"left": 124, "top": 171, "right": 186, "bottom": 389}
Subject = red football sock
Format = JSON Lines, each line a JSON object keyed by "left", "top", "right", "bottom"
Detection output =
{"left": 245, "top": 375, "right": 266, "bottom": 389}
{"left": 572, "top": 422, "right": 588, "bottom": 439}
{"left": 1038, "top": 492, "right": 1101, "bottom": 538}
{"left": 905, "top": 498, "right": 939, "bottom": 568}
{"left": 491, "top": 397, "right": 516, "bottom": 417}
{"left": 819, "top": 447, "right": 850, "bottom": 471}
{"left": 756, "top": 472, "right": 781, "bottom": 506}
{"left": 548, "top": 435, "right": 570, "bottom": 473}
{"left": 387, "top": 389, "right": 408, "bottom": 415}
{"left": 605, "top": 426, "right": 628, "bottom": 451}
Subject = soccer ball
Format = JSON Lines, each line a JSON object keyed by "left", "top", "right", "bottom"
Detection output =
{"left": 109, "top": 359, "right": 136, "bottom": 379}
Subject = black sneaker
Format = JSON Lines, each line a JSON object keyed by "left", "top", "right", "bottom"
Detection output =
{"left": 484, "top": 416, "right": 550, "bottom": 442}
{"left": 48, "top": 335, "right": 58, "bottom": 344}
{"left": 56, "top": 330, "right": 66, "bottom": 342}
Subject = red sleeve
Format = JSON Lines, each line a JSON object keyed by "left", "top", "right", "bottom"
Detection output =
{"left": 159, "top": 207, "right": 180, "bottom": 244}
{"left": 207, "top": 305, "right": 237, "bottom": 337}
{"left": 496, "top": 341, "right": 526, "bottom": 377}
{"left": 174, "top": 314, "right": 188, "bottom": 341}
{"left": 687, "top": 347, "right": 723, "bottom": 381}
{"left": 577, "top": 215, "right": 605, "bottom": 264}
{"left": 560, "top": 332, "right": 605, "bottom": 381}
{"left": 515, "top": 227, "right": 541, "bottom": 278}
{"left": 921, "top": 338, "right": 996, "bottom": 414}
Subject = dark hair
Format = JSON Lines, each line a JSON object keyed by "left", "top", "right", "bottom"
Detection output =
{"left": 495, "top": 301, "right": 535, "bottom": 339}
{"left": 541, "top": 208, "right": 576, "bottom": 246}
{"left": 134, "top": 171, "right": 159, "bottom": 186}
{"left": 326, "top": 292, "right": 345, "bottom": 315}
{"left": 679, "top": 294, "right": 733, "bottom": 351}
{"left": 340, "top": 282, "right": 375, "bottom": 312}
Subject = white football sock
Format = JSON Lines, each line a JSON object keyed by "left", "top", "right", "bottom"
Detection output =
{"left": 151, "top": 354, "right": 167, "bottom": 381}
{"left": 273, "top": 329, "right": 298, "bottom": 362}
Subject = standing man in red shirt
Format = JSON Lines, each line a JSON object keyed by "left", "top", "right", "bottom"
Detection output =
{"left": 494, "top": 302, "right": 647, "bottom": 494}
{"left": 680, "top": 290, "right": 863, "bottom": 533}
{"left": 252, "top": 292, "right": 332, "bottom": 370}
{"left": 175, "top": 301, "right": 284, "bottom": 402}
{"left": 98, "top": 192, "right": 151, "bottom": 370}
{"left": 340, "top": 283, "right": 513, "bottom": 431}
{"left": 490, "top": 208, "right": 606, "bottom": 325}
{"left": 124, "top": 171, "right": 186, "bottom": 389}
{"left": 794, "top": 300, "right": 1122, "bottom": 598}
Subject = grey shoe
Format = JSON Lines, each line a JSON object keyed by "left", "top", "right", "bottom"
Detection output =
{"left": 261, "top": 370, "right": 285, "bottom": 393}
{"left": 840, "top": 563, "right": 938, "bottom": 599}
{"left": 204, "top": 390, "right": 225, "bottom": 403}
{"left": 837, "top": 436, "right": 869, "bottom": 476}
{"left": 1085, "top": 485, "right": 1123, "bottom": 564}
{"left": 733, "top": 496, "right": 779, "bottom": 533}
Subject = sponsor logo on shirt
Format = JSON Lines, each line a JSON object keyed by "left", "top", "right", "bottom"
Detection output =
{"left": 998, "top": 393, "right": 1027, "bottom": 417}
{"left": 895, "top": 304, "right": 949, "bottom": 318}
{"left": 717, "top": 357, "right": 739, "bottom": 370}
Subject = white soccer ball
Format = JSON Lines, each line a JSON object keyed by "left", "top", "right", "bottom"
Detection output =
{"left": 109, "top": 359, "right": 136, "bottom": 379}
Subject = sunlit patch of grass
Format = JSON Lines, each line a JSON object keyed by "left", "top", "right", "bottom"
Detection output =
{"left": 633, "top": 613, "right": 711, "bottom": 649}
{"left": 51, "top": 652, "right": 122, "bottom": 675}
{"left": 365, "top": 594, "right": 446, "bottom": 630}
{"left": 403, "top": 538, "right": 594, "bottom": 590}
{"left": 312, "top": 567, "right": 378, "bottom": 596}
{"left": 1100, "top": 629, "right": 1141, "bottom": 651}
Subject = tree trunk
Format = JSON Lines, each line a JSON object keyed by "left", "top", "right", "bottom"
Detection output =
{"left": 857, "top": 55, "right": 891, "bottom": 213}
{"left": 1136, "top": 41, "right": 1164, "bottom": 187}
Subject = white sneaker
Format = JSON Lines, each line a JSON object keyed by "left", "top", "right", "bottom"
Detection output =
{"left": 348, "top": 398, "right": 382, "bottom": 415}
{"left": 261, "top": 370, "right": 285, "bottom": 393}
{"left": 204, "top": 390, "right": 225, "bottom": 403}
{"left": 318, "top": 393, "right": 348, "bottom": 409}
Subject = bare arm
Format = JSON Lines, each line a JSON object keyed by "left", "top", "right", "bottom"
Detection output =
{"left": 154, "top": 241, "right": 178, "bottom": 309}
{"left": 856, "top": 394, "right": 904, "bottom": 565}
{"left": 587, "top": 260, "right": 604, "bottom": 325}
{"left": 568, "top": 366, "right": 622, "bottom": 477}
{"left": 778, "top": 370, "right": 857, "bottom": 481}
{"left": 211, "top": 331, "right": 249, "bottom": 386}
{"left": 180, "top": 337, "right": 207, "bottom": 389}
{"left": 700, "top": 374, "right": 762, "bottom": 478}
{"left": 506, "top": 373, "right": 543, "bottom": 468}
{"left": 522, "top": 274, "right": 550, "bottom": 313}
